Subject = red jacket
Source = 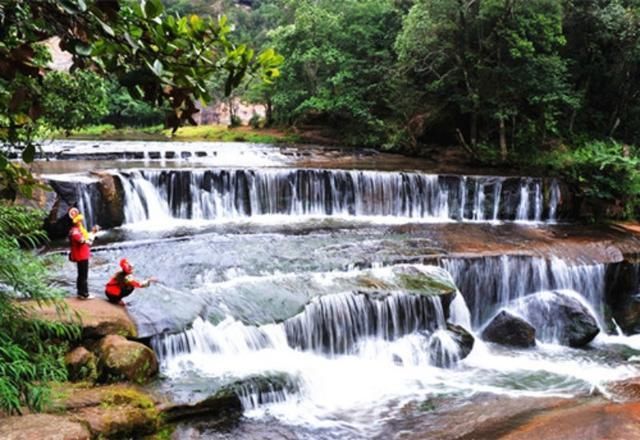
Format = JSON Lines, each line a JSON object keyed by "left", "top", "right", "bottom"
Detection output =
{"left": 105, "top": 272, "right": 145, "bottom": 297}
{"left": 69, "top": 226, "right": 90, "bottom": 262}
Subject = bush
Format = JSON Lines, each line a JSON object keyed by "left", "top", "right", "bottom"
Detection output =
{"left": 543, "top": 141, "right": 640, "bottom": 219}
{"left": 0, "top": 205, "right": 80, "bottom": 414}
{"left": 229, "top": 114, "right": 242, "bottom": 128}
{"left": 249, "top": 112, "right": 262, "bottom": 129}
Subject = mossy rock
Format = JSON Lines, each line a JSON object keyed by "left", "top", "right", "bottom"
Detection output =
{"left": 96, "top": 335, "right": 158, "bottom": 384}
{"left": 65, "top": 346, "right": 98, "bottom": 382}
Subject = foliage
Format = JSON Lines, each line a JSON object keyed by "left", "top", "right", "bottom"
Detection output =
{"left": 249, "top": 112, "right": 262, "bottom": 128}
{"left": 0, "top": 0, "right": 282, "bottom": 200}
{"left": 268, "top": 0, "right": 402, "bottom": 146}
{"left": 101, "top": 82, "right": 166, "bottom": 128}
{"left": 41, "top": 70, "right": 109, "bottom": 134}
{"left": 0, "top": 205, "right": 80, "bottom": 414}
{"left": 395, "top": 0, "right": 576, "bottom": 158}
{"left": 541, "top": 141, "right": 640, "bottom": 218}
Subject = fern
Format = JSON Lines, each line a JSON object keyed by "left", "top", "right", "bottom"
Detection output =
{"left": 0, "top": 204, "right": 80, "bottom": 414}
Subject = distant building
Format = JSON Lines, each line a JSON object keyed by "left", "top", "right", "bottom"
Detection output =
{"left": 44, "top": 37, "right": 73, "bottom": 71}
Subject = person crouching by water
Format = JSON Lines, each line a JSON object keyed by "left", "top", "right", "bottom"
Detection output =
{"left": 68, "top": 207, "right": 99, "bottom": 299}
{"left": 105, "top": 258, "right": 156, "bottom": 306}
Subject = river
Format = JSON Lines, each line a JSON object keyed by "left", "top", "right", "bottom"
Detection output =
{"left": 42, "top": 140, "right": 640, "bottom": 439}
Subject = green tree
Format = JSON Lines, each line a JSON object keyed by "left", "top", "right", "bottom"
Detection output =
{"left": 0, "top": 0, "right": 282, "bottom": 198}
{"left": 396, "top": 0, "right": 575, "bottom": 159}
{"left": 41, "top": 71, "right": 109, "bottom": 134}
{"left": 563, "top": 0, "right": 640, "bottom": 144}
{"left": 269, "top": 0, "right": 402, "bottom": 146}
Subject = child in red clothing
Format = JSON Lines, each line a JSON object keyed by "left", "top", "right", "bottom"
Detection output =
{"left": 105, "top": 258, "right": 155, "bottom": 306}
{"left": 68, "top": 207, "right": 99, "bottom": 299}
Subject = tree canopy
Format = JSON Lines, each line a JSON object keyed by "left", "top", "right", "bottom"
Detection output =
{"left": 0, "top": 0, "right": 282, "bottom": 198}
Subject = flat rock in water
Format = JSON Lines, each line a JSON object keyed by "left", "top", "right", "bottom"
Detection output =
{"left": 501, "top": 401, "right": 640, "bottom": 440}
{"left": 26, "top": 297, "right": 137, "bottom": 339}
{"left": 0, "top": 413, "right": 91, "bottom": 440}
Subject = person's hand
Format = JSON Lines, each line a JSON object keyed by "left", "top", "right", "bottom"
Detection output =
{"left": 91, "top": 225, "right": 101, "bottom": 233}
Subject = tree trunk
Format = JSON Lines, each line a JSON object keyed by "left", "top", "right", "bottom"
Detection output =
{"left": 499, "top": 117, "right": 507, "bottom": 161}
{"left": 265, "top": 98, "right": 273, "bottom": 127}
{"left": 470, "top": 112, "right": 478, "bottom": 148}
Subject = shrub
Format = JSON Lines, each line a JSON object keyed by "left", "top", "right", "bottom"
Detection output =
{"left": 249, "top": 112, "right": 262, "bottom": 129}
{"left": 229, "top": 114, "right": 242, "bottom": 128}
{"left": 0, "top": 205, "right": 80, "bottom": 413}
{"left": 543, "top": 141, "right": 640, "bottom": 219}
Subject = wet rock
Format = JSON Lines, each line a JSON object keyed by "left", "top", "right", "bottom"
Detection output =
{"left": 162, "top": 373, "right": 298, "bottom": 422}
{"left": 511, "top": 290, "right": 599, "bottom": 347}
{"left": 65, "top": 346, "right": 98, "bottom": 382}
{"left": 606, "top": 377, "right": 640, "bottom": 401}
{"left": 605, "top": 261, "right": 640, "bottom": 335}
{"left": 96, "top": 335, "right": 158, "bottom": 384}
{"left": 0, "top": 414, "right": 91, "bottom": 440}
{"left": 95, "top": 172, "right": 125, "bottom": 228}
{"left": 29, "top": 297, "right": 137, "bottom": 339}
{"left": 501, "top": 401, "right": 640, "bottom": 440}
{"left": 427, "top": 323, "right": 474, "bottom": 367}
{"left": 52, "top": 384, "right": 161, "bottom": 438}
{"left": 481, "top": 310, "right": 536, "bottom": 348}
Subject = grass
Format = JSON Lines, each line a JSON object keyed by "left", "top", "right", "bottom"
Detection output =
{"left": 58, "top": 124, "right": 301, "bottom": 143}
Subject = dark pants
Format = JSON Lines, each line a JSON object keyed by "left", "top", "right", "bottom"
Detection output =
{"left": 76, "top": 260, "right": 89, "bottom": 297}
{"left": 106, "top": 286, "right": 135, "bottom": 304}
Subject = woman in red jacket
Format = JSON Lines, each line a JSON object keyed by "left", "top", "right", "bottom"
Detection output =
{"left": 68, "top": 207, "right": 99, "bottom": 299}
{"left": 105, "top": 258, "right": 155, "bottom": 306}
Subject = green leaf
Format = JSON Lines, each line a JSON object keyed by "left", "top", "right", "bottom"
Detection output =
{"left": 74, "top": 41, "right": 92, "bottom": 56}
{"left": 21, "top": 144, "right": 35, "bottom": 163}
{"left": 144, "top": 0, "right": 163, "bottom": 20}
{"left": 150, "top": 59, "right": 163, "bottom": 77}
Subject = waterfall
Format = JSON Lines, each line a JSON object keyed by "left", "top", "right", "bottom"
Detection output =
{"left": 153, "top": 290, "right": 456, "bottom": 362}
{"left": 549, "top": 179, "right": 561, "bottom": 222}
{"left": 442, "top": 256, "right": 606, "bottom": 328}
{"left": 284, "top": 291, "right": 448, "bottom": 355}
{"left": 115, "top": 169, "right": 562, "bottom": 223}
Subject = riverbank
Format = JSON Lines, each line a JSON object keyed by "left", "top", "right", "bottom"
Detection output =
{"left": 58, "top": 124, "right": 302, "bottom": 144}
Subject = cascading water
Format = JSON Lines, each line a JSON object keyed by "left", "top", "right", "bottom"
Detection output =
{"left": 44, "top": 142, "right": 640, "bottom": 438}
{"left": 115, "top": 169, "right": 561, "bottom": 223}
{"left": 442, "top": 255, "right": 606, "bottom": 328}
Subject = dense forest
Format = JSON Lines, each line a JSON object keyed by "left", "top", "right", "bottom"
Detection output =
{"left": 160, "top": 0, "right": 640, "bottom": 217}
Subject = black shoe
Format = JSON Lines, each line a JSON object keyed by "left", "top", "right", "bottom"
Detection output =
{"left": 77, "top": 293, "right": 90, "bottom": 299}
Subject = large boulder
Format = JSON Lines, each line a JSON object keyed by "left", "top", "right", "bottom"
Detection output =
{"left": 427, "top": 323, "right": 474, "bottom": 368}
{"left": 94, "top": 171, "right": 125, "bottom": 228}
{"left": 510, "top": 290, "right": 599, "bottom": 347}
{"left": 481, "top": 310, "right": 536, "bottom": 348}
{"left": 65, "top": 346, "right": 98, "bottom": 382}
{"left": 606, "top": 261, "right": 640, "bottom": 335}
{"left": 96, "top": 335, "right": 158, "bottom": 384}
{"left": 29, "top": 297, "right": 138, "bottom": 339}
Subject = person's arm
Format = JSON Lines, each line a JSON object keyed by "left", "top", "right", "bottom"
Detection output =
{"left": 70, "top": 229, "right": 85, "bottom": 244}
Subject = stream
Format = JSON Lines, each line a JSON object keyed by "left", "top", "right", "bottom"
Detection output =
{"left": 43, "top": 140, "right": 640, "bottom": 439}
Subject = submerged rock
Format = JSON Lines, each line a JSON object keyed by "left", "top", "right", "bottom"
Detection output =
{"left": 162, "top": 373, "right": 298, "bottom": 422}
{"left": 96, "top": 335, "right": 158, "bottom": 384}
{"left": 481, "top": 310, "right": 536, "bottom": 348}
{"left": 511, "top": 290, "right": 599, "bottom": 347}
